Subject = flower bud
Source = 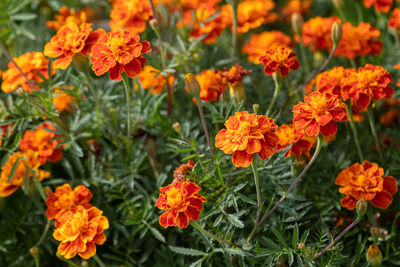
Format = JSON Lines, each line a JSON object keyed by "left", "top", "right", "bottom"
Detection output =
{"left": 44, "top": 186, "right": 53, "bottom": 199}
{"left": 184, "top": 74, "right": 201, "bottom": 96}
{"left": 291, "top": 13, "right": 303, "bottom": 35}
{"left": 370, "top": 227, "right": 379, "bottom": 239}
{"left": 366, "top": 245, "right": 383, "bottom": 267}
{"left": 30, "top": 247, "right": 39, "bottom": 258}
{"left": 229, "top": 82, "right": 246, "bottom": 105}
{"left": 149, "top": 18, "right": 159, "bottom": 31}
{"left": 331, "top": 22, "right": 342, "bottom": 46}
{"left": 356, "top": 200, "right": 367, "bottom": 216}
{"left": 172, "top": 122, "right": 182, "bottom": 134}
{"left": 252, "top": 104, "right": 259, "bottom": 113}
{"left": 297, "top": 243, "right": 305, "bottom": 249}
{"left": 81, "top": 261, "right": 89, "bottom": 267}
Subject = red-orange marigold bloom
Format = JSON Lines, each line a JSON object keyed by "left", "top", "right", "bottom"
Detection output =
{"left": 281, "top": 0, "right": 312, "bottom": 21}
{"left": 389, "top": 8, "right": 400, "bottom": 34}
{"left": 187, "top": 70, "right": 228, "bottom": 102}
{"left": 19, "top": 122, "right": 63, "bottom": 164}
{"left": 53, "top": 205, "right": 109, "bottom": 259}
{"left": 53, "top": 86, "right": 75, "bottom": 113}
{"left": 46, "top": 6, "right": 94, "bottom": 30}
{"left": 90, "top": 31, "right": 151, "bottom": 81}
{"left": 301, "top": 16, "right": 340, "bottom": 51}
{"left": 215, "top": 111, "right": 278, "bottom": 167}
{"left": 293, "top": 92, "right": 348, "bottom": 137}
{"left": 260, "top": 46, "right": 300, "bottom": 76}
{"left": 1, "top": 52, "right": 55, "bottom": 93}
{"left": 242, "top": 31, "right": 293, "bottom": 64}
{"left": 155, "top": 181, "right": 206, "bottom": 228}
{"left": 363, "top": 0, "right": 393, "bottom": 13}
{"left": 173, "top": 160, "right": 195, "bottom": 185}
{"left": 44, "top": 23, "right": 105, "bottom": 70}
{"left": 341, "top": 64, "right": 393, "bottom": 111}
{"left": 137, "top": 65, "right": 174, "bottom": 94}
{"left": 335, "top": 22, "right": 382, "bottom": 60}
{"left": 0, "top": 150, "right": 50, "bottom": 197}
{"left": 335, "top": 161, "right": 398, "bottom": 210}
{"left": 275, "top": 124, "right": 313, "bottom": 158}
{"left": 109, "top": 0, "right": 153, "bottom": 34}
{"left": 46, "top": 184, "right": 93, "bottom": 222}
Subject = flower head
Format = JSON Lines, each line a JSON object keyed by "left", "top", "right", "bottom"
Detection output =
{"left": 293, "top": 92, "right": 348, "bottom": 137}
{"left": 335, "top": 161, "right": 398, "bottom": 210}
{"left": 389, "top": 8, "right": 400, "bottom": 34}
{"left": 363, "top": 0, "right": 393, "bottom": 13}
{"left": 173, "top": 160, "right": 195, "bottom": 185}
{"left": 301, "top": 16, "right": 340, "bottom": 51}
{"left": 215, "top": 111, "right": 278, "bottom": 167}
{"left": 242, "top": 31, "right": 293, "bottom": 64}
{"left": 46, "top": 184, "right": 93, "bottom": 222}
{"left": 109, "top": 0, "right": 153, "bottom": 33}
{"left": 19, "top": 122, "right": 63, "bottom": 164}
{"left": 44, "top": 23, "right": 105, "bottom": 70}
{"left": 53, "top": 205, "right": 109, "bottom": 259}
{"left": 281, "top": 0, "right": 312, "bottom": 21}
{"left": 366, "top": 245, "right": 383, "bottom": 267}
{"left": 187, "top": 70, "right": 227, "bottom": 102}
{"left": 259, "top": 46, "right": 300, "bottom": 76}
{"left": 155, "top": 181, "right": 206, "bottom": 228}
{"left": 46, "top": 6, "right": 94, "bottom": 30}
{"left": 217, "top": 65, "right": 251, "bottom": 103}
{"left": 137, "top": 65, "right": 174, "bottom": 94}
{"left": 0, "top": 150, "right": 50, "bottom": 197}
{"left": 53, "top": 86, "right": 75, "bottom": 113}
{"left": 90, "top": 31, "right": 151, "bottom": 81}
{"left": 1, "top": 52, "right": 56, "bottom": 93}
{"left": 275, "top": 124, "right": 314, "bottom": 158}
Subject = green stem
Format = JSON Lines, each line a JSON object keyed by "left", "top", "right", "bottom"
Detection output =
{"left": 266, "top": 77, "right": 282, "bottom": 116}
{"left": 93, "top": 254, "right": 106, "bottom": 267}
{"left": 216, "top": 163, "right": 227, "bottom": 188}
{"left": 257, "top": 134, "right": 323, "bottom": 227}
{"left": 347, "top": 106, "right": 364, "bottom": 162}
{"left": 229, "top": 0, "right": 238, "bottom": 59}
{"left": 191, "top": 221, "right": 237, "bottom": 247}
{"left": 246, "top": 161, "right": 262, "bottom": 244}
{"left": 122, "top": 73, "right": 132, "bottom": 164}
{"left": 56, "top": 254, "right": 79, "bottom": 267}
{"left": 194, "top": 95, "right": 214, "bottom": 155}
{"left": 34, "top": 219, "right": 50, "bottom": 247}
{"left": 298, "top": 34, "right": 310, "bottom": 74}
{"left": 367, "top": 107, "right": 383, "bottom": 163}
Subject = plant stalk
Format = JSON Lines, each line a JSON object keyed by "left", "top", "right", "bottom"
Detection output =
{"left": 194, "top": 95, "right": 214, "bottom": 155}
{"left": 93, "top": 254, "right": 107, "bottom": 267}
{"left": 245, "top": 161, "right": 262, "bottom": 244}
{"left": 229, "top": 0, "right": 238, "bottom": 59}
{"left": 266, "top": 77, "right": 282, "bottom": 116}
{"left": 347, "top": 106, "right": 364, "bottom": 162}
{"left": 122, "top": 73, "right": 132, "bottom": 164}
{"left": 367, "top": 107, "right": 383, "bottom": 163}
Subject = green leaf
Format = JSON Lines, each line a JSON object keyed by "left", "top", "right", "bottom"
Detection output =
{"left": 227, "top": 214, "right": 244, "bottom": 228}
{"left": 148, "top": 226, "right": 166, "bottom": 243}
{"left": 168, "top": 246, "right": 207, "bottom": 256}
{"left": 8, "top": 158, "right": 19, "bottom": 182}
{"left": 292, "top": 224, "right": 299, "bottom": 250}
{"left": 23, "top": 168, "right": 29, "bottom": 194}
{"left": 10, "top": 13, "right": 37, "bottom": 20}
{"left": 31, "top": 169, "right": 46, "bottom": 201}
{"left": 272, "top": 228, "right": 287, "bottom": 248}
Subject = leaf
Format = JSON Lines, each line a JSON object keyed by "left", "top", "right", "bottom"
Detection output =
{"left": 272, "top": 228, "right": 287, "bottom": 248}
{"left": 31, "top": 170, "right": 46, "bottom": 201}
{"left": 189, "top": 258, "right": 203, "bottom": 267}
{"left": 168, "top": 246, "right": 207, "bottom": 256}
{"left": 148, "top": 226, "right": 166, "bottom": 243}
{"left": 227, "top": 214, "right": 244, "bottom": 228}
{"left": 8, "top": 158, "right": 19, "bottom": 182}
{"left": 293, "top": 224, "right": 299, "bottom": 250}
{"left": 10, "top": 13, "right": 37, "bottom": 20}
{"left": 23, "top": 168, "right": 29, "bottom": 194}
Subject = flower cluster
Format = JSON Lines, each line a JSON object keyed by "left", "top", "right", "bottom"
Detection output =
{"left": 172, "top": 160, "right": 195, "bottom": 185}
{"left": 46, "top": 6, "right": 94, "bottom": 30}
{"left": 301, "top": 16, "right": 340, "bottom": 51}
{"left": 46, "top": 184, "right": 109, "bottom": 259}
{"left": 137, "top": 65, "right": 175, "bottom": 94}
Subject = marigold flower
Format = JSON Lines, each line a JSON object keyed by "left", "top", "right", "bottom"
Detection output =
{"left": 335, "top": 22, "right": 382, "bottom": 59}
{"left": 335, "top": 161, "right": 398, "bottom": 210}
{"left": 366, "top": 244, "right": 383, "bottom": 267}
{"left": 215, "top": 111, "right": 278, "bottom": 167}
{"left": 301, "top": 16, "right": 340, "bottom": 51}
{"left": 0, "top": 150, "right": 50, "bottom": 197}
{"left": 53, "top": 86, "right": 75, "bottom": 113}
{"left": 53, "top": 205, "right": 109, "bottom": 259}
{"left": 259, "top": 46, "right": 300, "bottom": 76}
{"left": 90, "top": 31, "right": 151, "bottom": 81}
{"left": 155, "top": 181, "right": 206, "bottom": 228}
{"left": 44, "top": 23, "right": 105, "bottom": 70}
{"left": 19, "top": 122, "right": 63, "bottom": 164}
{"left": 172, "top": 160, "right": 195, "bottom": 185}
{"left": 389, "top": 8, "right": 400, "bottom": 34}
{"left": 217, "top": 65, "right": 251, "bottom": 104}
{"left": 46, "top": 184, "right": 93, "bottom": 222}
{"left": 46, "top": 6, "right": 94, "bottom": 30}
{"left": 1, "top": 52, "right": 55, "bottom": 93}
{"left": 363, "top": 0, "right": 393, "bottom": 13}
{"left": 281, "top": 0, "right": 312, "bottom": 21}
{"left": 187, "top": 70, "right": 227, "bottom": 102}
{"left": 275, "top": 124, "right": 313, "bottom": 158}
{"left": 137, "top": 65, "right": 174, "bottom": 94}
{"left": 109, "top": 0, "right": 153, "bottom": 33}
{"left": 242, "top": 31, "right": 293, "bottom": 64}
{"left": 293, "top": 92, "right": 348, "bottom": 137}
{"left": 341, "top": 64, "right": 393, "bottom": 111}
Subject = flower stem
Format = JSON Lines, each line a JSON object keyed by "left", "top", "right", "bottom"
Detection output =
{"left": 34, "top": 219, "right": 50, "bottom": 247}
{"left": 347, "top": 106, "right": 364, "bottom": 162}
{"left": 298, "top": 34, "right": 310, "bottom": 74}
{"left": 245, "top": 161, "right": 262, "bottom": 245}
{"left": 191, "top": 221, "right": 238, "bottom": 247}
{"left": 257, "top": 134, "right": 323, "bottom": 227}
{"left": 93, "top": 254, "right": 107, "bottom": 267}
{"left": 266, "top": 77, "right": 282, "bottom": 116}
{"left": 122, "top": 73, "right": 132, "bottom": 164}
{"left": 228, "top": 0, "right": 238, "bottom": 59}
{"left": 367, "top": 107, "right": 383, "bottom": 163}
{"left": 194, "top": 95, "right": 214, "bottom": 155}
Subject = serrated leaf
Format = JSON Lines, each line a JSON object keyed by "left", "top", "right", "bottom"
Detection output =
{"left": 11, "top": 13, "right": 37, "bottom": 20}
{"left": 8, "top": 157, "right": 19, "bottom": 182}
{"left": 293, "top": 224, "right": 299, "bottom": 250}
{"left": 168, "top": 246, "right": 207, "bottom": 256}
{"left": 227, "top": 214, "right": 244, "bottom": 228}
{"left": 272, "top": 228, "right": 287, "bottom": 248}
{"left": 31, "top": 170, "right": 46, "bottom": 200}
{"left": 149, "top": 226, "right": 166, "bottom": 243}
{"left": 23, "top": 168, "right": 29, "bottom": 194}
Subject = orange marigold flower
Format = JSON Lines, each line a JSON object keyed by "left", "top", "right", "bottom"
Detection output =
{"left": 363, "top": 0, "right": 393, "bottom": 13}
{"left": 341, "top": 64, "right": 393, "bottom": 111}
{"left": 275, "top": 124, "right": 313, "bottom": 158}
{"left": 155, "top": 181, "right": 206, "bottom": 228}
{"left": 389, "top": 8, "right": 400, "bottom": 34}
{"left": 53, "top": 86, "right": 75, "bottom": 113}
{"left": 335, "top": 161, "right": 398, "bottom": 210}
{"left": 293, "top": 92, "right": 348, "bottom": 137}
{"left": 259, "top": 46, "right": 300, "bottom": 76}
{"left": 137, "top": 65, "right": 174, "bottom": 94}
{"left": 0, "top": 150, "right": 50, "bottom": 197}
{"left": 217, "top": 65, "right": 251, "bottom": 104}
{"left": 1, "top": 52, "right": 56, "bottom": 93}
{"left": 242, "top": 31, "right": 293, "bottom": 64}
{"left": 46, "top": 184, "right": 93, "bottom": 222}
{"left": 179, "top": 0, "right": 221, "bottom": 11}
{"left": 46, "top": 6, "right": 94, "bottom": 30}
{"left": 215, "top": 111, "right": 278, "bottom": 167}
{"left": 301, "top": 16, "right": 340, "bottom": 51}
{"left": 44, "top": 23, "right": 105, "bottom": 70}
{"left": 173, "top": 160, "right": 195, "bottom": 185}
{"left": 281, "top": 0, "right": 312, "bottom": 21}
{"left": 19, "top": 122, "right": 63, "bottom": 164}
{"left": 109, "top": 0, "right": 153, "bottom": 34}
{"left": 90, "top": 31, "right": 151, "bottom": 81}
{"left": 187, "top": 70, "right": 228, "bottom": 102}
{"left": 335, "top": 22, "right": 382, "bottom": 59}
{"left": 53, "top": 205, "right": 109, "bottom": 259}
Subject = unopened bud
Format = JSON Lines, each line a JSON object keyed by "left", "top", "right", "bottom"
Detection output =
{"left": 370, "top": 227, "right": 379, "bottom": 239}
{"left": 332, "top": 0, "right": 344, "bottom": 9}
{"left": 291, "top": 13, "right": 303, "bottom": 35}
{"left": 366, "top": 245, "right": 383, "bottom": 267}
{"left": 252, "top": 104, "right": 259, "bottom": 113}
{"left": 30, "top": 247, "right": 39, "bottom": 258}
{"left": 184, "top": 74, "right": 200, "bottom": 96}
{"left": 229, "top": 82, "right": 246, "bottom": 105}
{"left": 297, "top": 243, "right": 305, "bottom": 249}
{"left": 149, "top": 18, "right": 159, "bottom": 30}
{"left": 81, "top": 261, "right": 89, "bottom": 267}
{"left": 16, "top": 88, "right": 24, "bottom": 94}
{"left": 172, "top": 122, "right": 182, "bottom": 134}
{"left": 356, "top": 200, "right": 368, "bottom": 217}
{"left": 331, "top": 22, "right": 342, "bottom": 46}
{"left": 44, "top": 186, "right": 53, "bottom": 199}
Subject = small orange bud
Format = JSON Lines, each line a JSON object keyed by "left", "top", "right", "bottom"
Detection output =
{"left": 172, "top": 122, "right": 182, "bottom": 134}
{"left": 149, "top": 18, "right": 159, "bottom": 30}
{"left": 252, "top": 103, "right": 259, "bottom": 113}
{"left": 184, "top": 74, "right": 201, "bottom": 96}
{"left": 366, "top": 245, "right": 383, "bottom": 267}
{"left": 297, "top": 243, "right": 305, "bottom": 249}
{"left": 30, "top": 247, "right": 39, "bottom": 258}
{"left": 291, "top": 13, "right": 303, "bottom": 35}
{"left": 331, "top": 22, "right": 342, "bottom": 46}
